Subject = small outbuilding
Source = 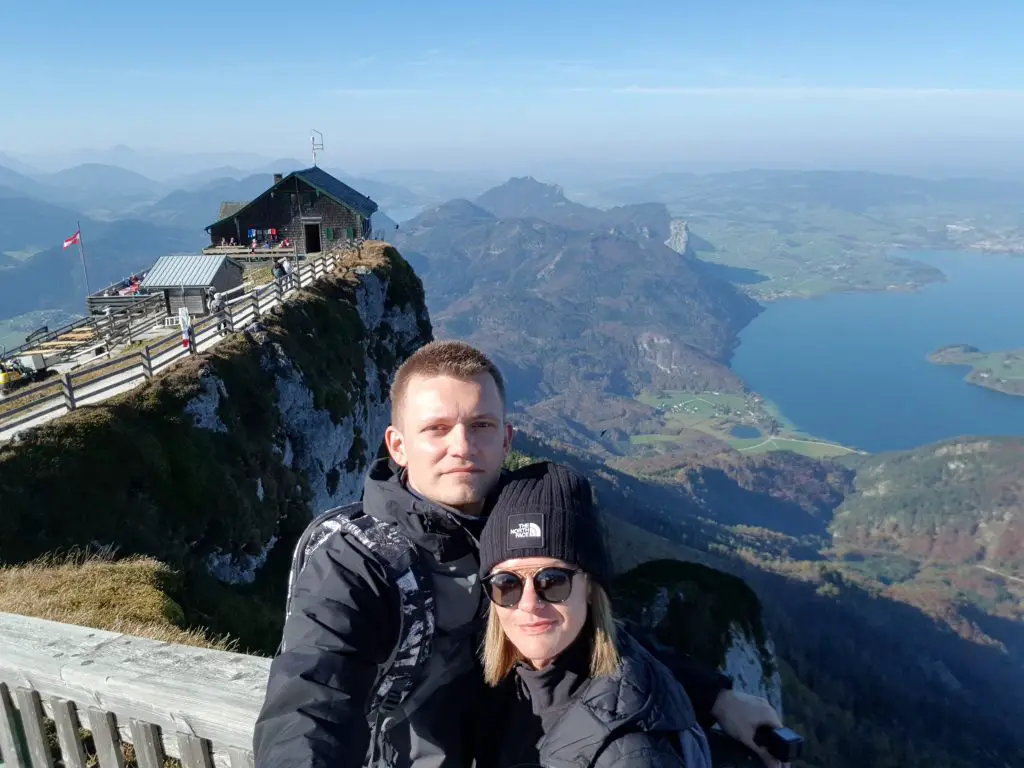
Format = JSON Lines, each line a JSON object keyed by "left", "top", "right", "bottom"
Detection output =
{"left": 140, "top": 254, "right": 245, "bottom": 316}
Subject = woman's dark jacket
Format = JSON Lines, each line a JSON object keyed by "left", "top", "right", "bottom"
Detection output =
{"left": 478, "top": 630, "right": 713, "bottom": 768}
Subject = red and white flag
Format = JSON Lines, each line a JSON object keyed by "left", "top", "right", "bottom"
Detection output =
{"left": 63, "top": 230, "right": 81, "bottom": 249}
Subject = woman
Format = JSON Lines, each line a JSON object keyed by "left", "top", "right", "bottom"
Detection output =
{"left": 476, "top": 461, "right": 713, "bottom": 768}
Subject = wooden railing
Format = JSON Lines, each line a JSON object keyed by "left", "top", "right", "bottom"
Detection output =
{"left": 0, "top": 247, "right": 357, "bottom": 443}
{"left": 0, "top": 612, "right": 268, "bottom": 768}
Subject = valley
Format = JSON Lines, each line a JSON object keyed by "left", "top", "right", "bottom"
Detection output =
{"left": 631, "top": 389, "right": 856, "bottom": 459}
{"left": 592, "top": 170, "right": 1024, "bottom": 301}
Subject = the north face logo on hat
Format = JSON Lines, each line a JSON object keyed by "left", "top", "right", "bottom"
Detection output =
{"left": 507, "top": 513, "right": 544, "bottom": 549}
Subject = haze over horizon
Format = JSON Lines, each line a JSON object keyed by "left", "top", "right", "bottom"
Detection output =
{"left": 3, "top": 0, "right": 1023, "bottom": 179}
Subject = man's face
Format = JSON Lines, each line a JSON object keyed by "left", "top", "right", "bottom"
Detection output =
{"left": 385, "top": 373, "right": 513, "bottom": 514}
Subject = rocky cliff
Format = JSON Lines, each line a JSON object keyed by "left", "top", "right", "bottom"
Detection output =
{"left": 0, "top": 244, "right": 430, "bottom": 583}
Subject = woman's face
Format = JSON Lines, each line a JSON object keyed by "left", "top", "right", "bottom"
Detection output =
{"left": 489, "top": 556, "right": 589, "bottom": 669}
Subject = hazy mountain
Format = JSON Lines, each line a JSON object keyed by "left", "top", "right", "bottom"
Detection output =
{"left": 0, "top": 166, "right": 53, "bottom": 200}
{"left": 164, "top": 166, "right": 251, "bottom": 190}
{"left": 0, "top": 218, "right": 202, "bottom": 320}
{"left": 475, "top": 176, "right": 596, "bottom": 221}
{"left": 0, "top": 188, "right": 202, "bottom": 320}
{"left": 393, "top": 183, "right": 761, "bottom": 430}
{"left": 143, "top": 173, "right": 276, "bottom": 230}
{"left": 0, "top": 153, "right": 39, "bottom": 176}
{"left": 13, "top": 146, "right": 275, "bottom": 181}
{"left": 601, "top": 169, "right": 1024, "bottom": 215}
{"left": 475, "top": 176, "right": 678, "bottom": 244}
{"left": 39, "top": 163, "right": 162, "bottom": 196}
{"left": 365, "top": 168, "right": 503, "bottom": 201}
{"left": 0, "top": 186, "right": 84, "bottom": 253}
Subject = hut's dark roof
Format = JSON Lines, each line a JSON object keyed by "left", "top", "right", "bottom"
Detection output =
{"left": 206, "top": 167, "right": 377, "bottom": 230}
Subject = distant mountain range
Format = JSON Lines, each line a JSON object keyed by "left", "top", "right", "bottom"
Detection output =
{"left": 391, "top": 177, "right": 761, "bottom": 452}
{"left": 0, "top": 188, "right": 203, "bottom": 321}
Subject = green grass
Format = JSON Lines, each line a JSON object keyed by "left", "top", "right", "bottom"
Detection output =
{"left": 929, "top": 346, "right": 1024, "bottom": 396}
{"left": 732, "top": 436, "right": 855, "bottom": 459}
{"left": 630, "top": 387, "right": 856, "bottom": 460}
{"left": 632, "top": 389, "right": 856, "bottom": 459}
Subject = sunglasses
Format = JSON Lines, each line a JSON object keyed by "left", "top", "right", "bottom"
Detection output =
{"left": 482, "top": 566, "right": 581, "bottom": 608}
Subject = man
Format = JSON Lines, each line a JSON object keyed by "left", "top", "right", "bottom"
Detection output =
{"left": 253, "top": 340, "right": 784, "bottom": 768}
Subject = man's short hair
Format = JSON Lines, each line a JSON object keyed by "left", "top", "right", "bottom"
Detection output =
{"left": 390, "top": 340, "right": 506, "bottom": 425}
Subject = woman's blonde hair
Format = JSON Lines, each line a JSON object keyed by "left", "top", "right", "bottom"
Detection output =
{"left": 481, "top": 577, "right": 620, "bottom": 686}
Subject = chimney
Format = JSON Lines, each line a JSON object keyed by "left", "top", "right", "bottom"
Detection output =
{"left": 273, "top": 173, "right": 283, "bottom": 184}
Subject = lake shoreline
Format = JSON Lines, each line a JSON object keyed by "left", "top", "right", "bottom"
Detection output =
{"left": 927, "top": 344, "right": 1024, "bottom": 398}
{"left": 728, "top": 250, "right": 1024, "bottom": 453}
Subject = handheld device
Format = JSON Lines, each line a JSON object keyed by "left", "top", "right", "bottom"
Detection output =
{"left": 754, "top": 725, "right": 805, "bottom": 762}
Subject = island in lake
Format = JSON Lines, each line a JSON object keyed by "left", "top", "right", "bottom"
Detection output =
{"left": 928, "top": 344, "right": 1024, "bottom": 397}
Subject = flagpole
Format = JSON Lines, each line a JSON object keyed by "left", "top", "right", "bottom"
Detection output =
{"left": 76, "top": 220, "right": 92, "bottom": 296}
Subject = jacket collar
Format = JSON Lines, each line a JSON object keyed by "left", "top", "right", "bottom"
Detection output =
{"left": 361, "top": 458, "right": 494, "bottom": 560}
{"left": 538, "top": 631, "right": 698, "bottom": 767}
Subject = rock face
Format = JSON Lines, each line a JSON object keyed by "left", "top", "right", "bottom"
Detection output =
{"left": 666, "top": 219, "right": 690, "bottom": 255}
{"left": 253, "top": 266, "right": 427, "bottom": 521}
{"left": 611, "top": 559, "right": 783, "bottom": 712}
{"left": 0, "top": 244, "right": 432, "bottom": 583}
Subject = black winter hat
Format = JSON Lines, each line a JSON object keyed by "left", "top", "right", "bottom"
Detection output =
{"left": 480, "top": 461, "right": 611, "bottom": 588}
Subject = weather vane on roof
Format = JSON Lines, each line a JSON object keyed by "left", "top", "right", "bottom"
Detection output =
{"left": 311, "top": 130, "right": 324, "bottom": 167}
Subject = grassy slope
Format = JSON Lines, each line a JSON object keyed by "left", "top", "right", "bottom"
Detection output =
{"left": 0, "top": 553, "right": 228, "bottom": 649}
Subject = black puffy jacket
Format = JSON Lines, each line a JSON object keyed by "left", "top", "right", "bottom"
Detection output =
{"left": 253, "top": 459, "right": 488, "bottom": 768}
{"left": 479, "top": 632, "right": 713, "bottom": 768}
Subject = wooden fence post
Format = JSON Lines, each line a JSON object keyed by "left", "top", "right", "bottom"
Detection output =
{"left": 142, "top": 347, "right": 153, "bottom": 379}
{"left": 61, "top": 372, "right": 76, "bottom": 413}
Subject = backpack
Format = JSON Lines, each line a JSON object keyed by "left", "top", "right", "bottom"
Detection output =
{"left": 282, "top": 502, "right": 435, "bottom": 728}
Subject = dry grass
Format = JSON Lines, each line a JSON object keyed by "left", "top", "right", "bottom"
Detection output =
{"left": 336, "top": 240, "right": 393, "bottom": 273}
{"left": 0, "top": 551, "right": 230, "bottom": 650}
{"left": 70, "top": 352, "right": 143, "bottom": 387}
{"left": 0, "top": 378, "right": 63, "bottom": 418}
{"left": 243, "top": 265, "right": 274, "bottom": 289}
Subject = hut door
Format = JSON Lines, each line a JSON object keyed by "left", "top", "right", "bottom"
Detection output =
{"left": 304, "top": 224, "right": 322, "bottom": 253}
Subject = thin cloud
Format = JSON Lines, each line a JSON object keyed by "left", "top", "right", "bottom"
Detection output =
{"left": 555, "top": 85, "right": 1024, "bottom": 98}
{"left": 329, "top": 87, "right": 434, "bottom": 95}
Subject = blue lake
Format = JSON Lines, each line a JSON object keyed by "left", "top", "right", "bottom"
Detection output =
{"left": 730, "top": 250, "right": 1024, "bottom": 453}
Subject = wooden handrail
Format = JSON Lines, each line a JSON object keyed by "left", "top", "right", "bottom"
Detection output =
{"left": 0, "top": 245, "right": 364, "bottom": 440}
{"left": 0, "top": 612, "right": 268, "bottom": 768}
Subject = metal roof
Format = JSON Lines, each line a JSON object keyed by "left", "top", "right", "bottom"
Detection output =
{"left": 140, "top": 254, "right": 239, "bottom": 289}
{"left": 206, "top": 167, "right": 378, "bottom": 230}
{"left": 218, "top": 201, "right": 248, "bottom": 220}
{"left": 293, "top": 166, "right": 378, "bottom": 219}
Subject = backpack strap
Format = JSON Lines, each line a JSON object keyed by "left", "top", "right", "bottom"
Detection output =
{"left": 330, "top": 512, "right": 435, "bottom": 724}
{"left": 280, "top": 502, "right": 435, "bottom": 726}
{"left": 282, "top": 501, "right": 364, "bottom": 626}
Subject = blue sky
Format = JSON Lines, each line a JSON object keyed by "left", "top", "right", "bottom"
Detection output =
{"left": 2, "top": 0, "right": 1023, "bottom": 173}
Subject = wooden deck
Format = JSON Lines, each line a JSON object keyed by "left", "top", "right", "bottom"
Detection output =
{"left": 0, "top": 612, "right": 268, "bottom": 768}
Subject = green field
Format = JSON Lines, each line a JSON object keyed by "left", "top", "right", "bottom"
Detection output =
{"left": 929, "top": 345, "right": 1024, "bottom": 397}
{"left": 631, "top": 390, "right": 855, "bottom": 459}
{"left": 684, "top": 208, "right": 943, "bottom": 301}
